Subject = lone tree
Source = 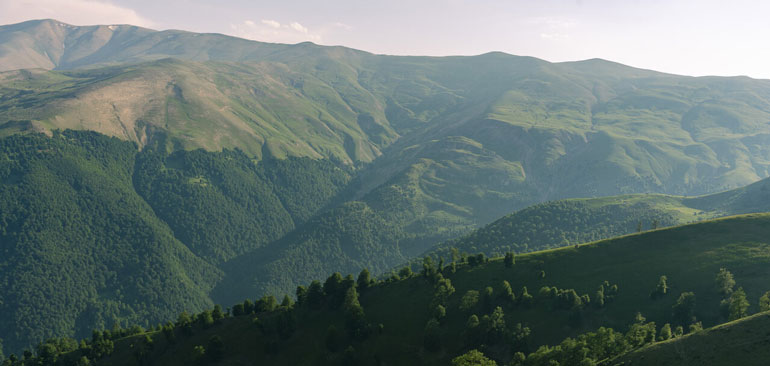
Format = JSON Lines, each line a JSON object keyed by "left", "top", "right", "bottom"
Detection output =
{"left": 504, "top": 252, "right": 516, "bottom": 268}
{"left": 672, "top": 292, "right": 697, "bottom": 325}
{"left": 651, "top": 275, "right": 669, "bottom": 299}
{"left": 460, "top": 290, "right": 480, "bottom": 312}
{"left": 728, "top": 287, "right": 750, "bottom": 321}
{"left": 715, "top": 268, "right": 736, "bottom": 298}
{"left": 451, "top": 350, "right": 497, "bottom": 366}
{"left": 357, "top": 268, "right": 372, "bottom": 291}
{"left": 760, "top": 291, "right": 770, "bottom": 312}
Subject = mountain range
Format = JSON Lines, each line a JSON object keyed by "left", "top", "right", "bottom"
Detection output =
{"left": 2, "top": 18, "right": 770, "bottom": 359}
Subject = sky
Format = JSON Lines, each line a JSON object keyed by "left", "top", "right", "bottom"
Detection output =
{"left": 1, "top": 0, "right": 769, "bottom": 79}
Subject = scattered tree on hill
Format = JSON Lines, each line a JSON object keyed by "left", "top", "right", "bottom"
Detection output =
{"left": 499, "top": 280, "right": 516, "bottom": 304}
{"left": 482, "top": 287, "right": 495, "bottom": 312}
{"left": 192, "top": 345, "right": 206, "bottom": 363}
{"left": 324, "top": 273, "right": 345, "bottom": 307}
{"left": 728, "top": 287, "right": 750, "bottom": 321}
{"left": 343, "top": 286, "right": 368, "bottom": 339}
{"left": 256, "top": 295, "right": 278, "bottom": 313}
{"left": 281, "top": 295, "right": 294, "bottom": 308}
{"left": 483, "top": 307, "right": 507, "bottom": 344}
{"left": 307, "top": 280, "right": 325, "bottom": 310}
{"left": 422, "top": 257, "right": 437, "bottom": 278}
{"left": 650, "top": 275, "right": 668, "bottom": 299}
{"left": 357, "top": 268, "right": 372, "bottom": 291}
{"left": 504, "top": 252, "right": 516, "bottom": 268}
{"left": 659, "top": 323, "right": 672, "bottom": 341}
{"left": 460, "top": 290, "right": 480, "bottom": 312}
{"left": 520, "top": 287, "right": 534, "bottom": 306}
{"left": 295, "top": 286, "right": 308, "bottom": 306}
{"left": 464, "top": 314, "right": 482, "bottom": 347}
{"left": 423, "top": 318, "right": 442, "bottom": 352}
{"left": 434, "top": 304, "right": 447, "bottom": 324}
{"left": 432, "top": 277, "right": 456, "bottom": 307}
{"left": 212, "top": 305, "right": 224, "bottom": 321}
{"left": 715, "top": 268, "right": 736, "bottom": 297}
{"left": 688, "top": 322, "right": 703, "bottom": 333}
{"left": 625, "top": 313, "right": 657, "bottom": 348}
{"left": 451, "top": 349, "right": 497, "bottom": 366}
{"left": 399, "top": 266, "right": 413, "bottom": 279}
{"left": 232, "top": 303, "right": 245, "bottom": 317}
{"left": 759, "top": 291, "right": 770, "bottom": 312}
{"left": 672, "top": 292, "right": 696, "bottom": 325}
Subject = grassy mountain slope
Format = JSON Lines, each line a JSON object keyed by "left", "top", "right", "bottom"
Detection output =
{"left": 42, "top": 213, "right": 770, "bottom": 366}
{"left": 425, "top": 175, "right": 770, "bottom": 259}
{"left": 611, "top": 311, "right": 770, "bottom": 366}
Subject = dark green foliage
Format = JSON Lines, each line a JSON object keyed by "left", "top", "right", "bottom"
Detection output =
{"left": 357, "top": 269, "right": 372, "bottom": 291}
{"left": 343, "top": 286, "right": 368, "bottom": 339}
{"left": 325, "top": 326, "right": 343, "bottom": 352}
{"left": 423, "top": 318, "right": 442, "bottom": 352}
{"left": 673, "top": 292, "right": 697, "bottom": 325}
{"left": 504, "top": 252, "right": 516, "bottom": 268}
{"left": 307, "top": 281, "right": 325, "bottom": 310}
{"left": 0, "top": 131, "right": 219, "bottom": 352}
{"left": 451, "top": 349, "right": 497, "bottom": 366}
{"left": 523, "top": 314, "right": 658, "bottom": 366}
{"left": 727, "top": 287, "right": 750, "bottom": 321}
{"left": 715, "top": 268, "right": 736, "bottom": 298}
{"left": 759, "top": 291, "right": 770, "bottom": 312}
{"left": 658, "top": 323, "right": 672, "bottom": 341}
{"left": 281, "top": 295, "right": 294, "bottom": 308}
{"left": 133, "top": 149, "right": 349, "bottom": 264}
{"left": 460, "top": 291, "right": 480, "bottom": 312}
{"left": 650, "top": 275, "right": 669, "bottom": 299}
{"left": 206, "top": 335, "right": 224, "bottom": 362}
{"left": 428, "top": 200, "right": 683, "bottom": 259}
{"left": 399, "top": 267, "right": 414, "bottom": 279}
{"left": 499, "top": 280, "right": 516, "bottom": 304}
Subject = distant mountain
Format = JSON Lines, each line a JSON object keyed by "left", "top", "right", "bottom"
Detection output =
{"left": 0, "top": 19, "right": 297, "bottom": 71}
{"left": 424, "top": 175, "right": 770, "bottom": 260}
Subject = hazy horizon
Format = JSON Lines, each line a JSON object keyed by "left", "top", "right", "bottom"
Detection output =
{"left": 1, "top": 0, "right": 769, "bottom": 79}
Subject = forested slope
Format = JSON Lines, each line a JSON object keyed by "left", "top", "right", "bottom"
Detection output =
{"left": 13, "top": 213, "right": 770, "bottom": 366}
{"left": 425, "top": 176, "right": 770, "bottom": 260}
{"left": 0, "top": 131, "right": 350, "bottom": 353}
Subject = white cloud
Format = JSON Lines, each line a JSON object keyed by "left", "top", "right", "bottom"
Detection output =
{"left": 288, "top": 22, "right": 308, "bottom": 34}
{"left": 230, "top": 19, "right": 321, "bottom": 44}
{"left": 261, "top": 19, "right": 280, "bottom": 29}
{"left": 0, "top": 0, "right": 155, "bottom": 28}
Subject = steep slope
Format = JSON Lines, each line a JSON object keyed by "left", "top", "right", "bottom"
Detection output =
{"left": 0, "top": 131, "right": 221, "bottom": 352}
{"left": 28, "top": 213, "right": 770, "bottom": 366}
{"left": 0, "top": 131, "right": 351, "bottom": 353}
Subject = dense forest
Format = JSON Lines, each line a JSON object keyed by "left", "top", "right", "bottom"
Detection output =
{"left": 0, "top": 131, "right": 350, "bottom": 352}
